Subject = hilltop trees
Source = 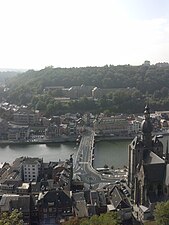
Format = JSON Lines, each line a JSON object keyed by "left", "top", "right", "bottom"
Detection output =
{"left": 3, "top": 64, "right": 169, "bottom": 115}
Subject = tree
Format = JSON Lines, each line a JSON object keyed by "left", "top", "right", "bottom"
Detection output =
{"left": 0, "top": 209, "right": 24, "bottom": 225}
{"left": 154, "top": 200, "right": 169, "bottom": 225}
{"left": 63, "top": 212, "right": 121, "bottom": 225}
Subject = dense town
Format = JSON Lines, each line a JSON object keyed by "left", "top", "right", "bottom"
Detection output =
{"left": 0, "top": 100, "right": 169, "bottom": 144}
{"left": 0, "top": 102, "right": 168, "bottom": 224}
{"left": 1, "top": 0, "right": 169, "bottom": 224}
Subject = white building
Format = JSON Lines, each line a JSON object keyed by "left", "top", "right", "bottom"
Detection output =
{"left": 22, "top": 158, "right": 42, "bottom": 182}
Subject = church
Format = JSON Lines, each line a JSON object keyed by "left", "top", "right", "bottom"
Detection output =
{"left": 128, "top": 105, "right": 169, "bottom": 213}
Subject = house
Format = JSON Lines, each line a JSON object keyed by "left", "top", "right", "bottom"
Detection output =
{"left": 138, "top": 205, "right": 152, "bottom": 221}
{"left": 0, "top": 118, "right": 8, "bottom": 140}
{"left": 93, "top": 115, "right": 128, "bottom": 136}
{"left": 45, "top": 124, "right": 60, "bottom": 139}
{"left": 0, "top": 194, "right": 30, "bottom": 224}
{"left": 13, "top": 108, "right": 40, "bottom": 125}
{"left": 52, "top": 160, "right": 73, "bottom": 191}
{"left": 72, "top": 192, "right": 88, "bottom": 218}
{"left": 22, "top": 157, "right": 43, "bottom": 182}
{"left": 8, "top": 124, "right": 29, "bottom": 141}
{"left": 37, "top": 190, "right": 73, "bottom": 224}
{"left": 109, "top": 186, "right": 132, "bottom": 221}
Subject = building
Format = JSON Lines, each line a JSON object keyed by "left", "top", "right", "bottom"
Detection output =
{"left": 93, "top": 115, "right": 128, "bottom": 136}
{"left": 22, "top": 157, "right": 43, "bottom": 182}
{"left": 37, "top": 190, "right": 73, "bottom": 224}
{"left": 13, "top": 108, "right": 40, "bottom": 125}
{"left": 109, "top": 186, "right": 132, "bottom": 221}
{"left": 143, "top": 60, "right": 150, "bottom": 66}
{"left": 8, "top": 124, "right": 29, "bottom": 141}
{"left": 0, "top": 118, "right": 8, "bottom": 140}
{"left": 128, "top": 106, "right": 169, "bottom": 220}
{"left": 0, "top": 194, "right": 31, "bottom": 224}
{"left": 52, "top": 158, "right": 73, "bottom": 191}
{"left": 128, "top": 120, "right": 140, "bottom": 135}
{"left": 45, "top": 124, "right": 60, "bottom": 139}
{"left": 67, "top": 85, "right": 94, "bottom": 99}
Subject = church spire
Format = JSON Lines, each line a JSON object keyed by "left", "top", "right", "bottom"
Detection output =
{"left": 141, "top": 105, "right": 153, "bottom": 152}
{"left": 165, "top": 140, "right": 169, "bottom": 164}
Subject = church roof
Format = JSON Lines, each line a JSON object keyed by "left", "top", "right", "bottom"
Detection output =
{"left": 144, "top": 151, "right": 165, "bottom": 164}
{"left": 165, "top": 164, "right": 169, "bottom": 186}
{"left": 110, "top": 186, "right": 131, "bottom": 209}
{"left": 143, "top": 151, "right": 165, "bottom": 182}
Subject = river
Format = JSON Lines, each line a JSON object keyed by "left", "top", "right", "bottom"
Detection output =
{"left": 0, "top": 136, "right": 168, "bottom": 168}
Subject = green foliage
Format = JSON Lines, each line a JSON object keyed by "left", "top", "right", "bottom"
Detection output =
{"left": 63, "top": 212, "right": 121, "bottom": 225}
{"left": 144, "top": 221, "right": 156, "bottom": 225}
{"left": 4, "top": 64, "right": 169, "bottom": 114}
{"left": 154, "top": 201, "right": 169, "bottom": 225}
{"left": 0, "top": 209, "right": 24, "bottom": 225}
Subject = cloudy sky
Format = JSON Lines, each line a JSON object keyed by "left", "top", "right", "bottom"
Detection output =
{"left": 0, "top": 0, "right": 169, "bottom": 70}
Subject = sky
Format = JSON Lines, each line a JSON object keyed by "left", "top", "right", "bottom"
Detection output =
{"left": 0, "top": 0, "right": 169, "bottom": 70}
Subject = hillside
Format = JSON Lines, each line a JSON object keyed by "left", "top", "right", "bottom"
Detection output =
{"left": 4, "top": 64, "right": 169, "bottom": 115}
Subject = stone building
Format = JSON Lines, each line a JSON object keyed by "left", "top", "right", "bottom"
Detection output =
{"left": 128, "top": 106, "right": 169, "bottom": 218}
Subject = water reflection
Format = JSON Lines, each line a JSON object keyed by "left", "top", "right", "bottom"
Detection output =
{"left": 0, "top": 135, "right": 168, "bottom": 166}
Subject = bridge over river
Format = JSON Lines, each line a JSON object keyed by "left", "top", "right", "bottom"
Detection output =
{"left": 73, "top": 131, "right": 127, "bottom": 188}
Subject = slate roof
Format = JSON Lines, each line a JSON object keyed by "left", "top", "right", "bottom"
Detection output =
{"left": 10, "top": 195, "right": 30, "bottom": 212}
{"left": 144, "top": 151, "right": 164, "bottom": 164}
{"left": 0, "top": 194, "right": 19, "bottom": 212}
{"left": 110, "top": 186, "right": 131, "bottom": 209}
{"left": 143, "top": 151, "right": 166, "bottom": 182}
{"left": 143, "top": 163, "right": 166, "bottom": 182}
{"left": 165, "top": 164, "right": 169, "bottom": 185}
{"left": 72, "top": 192, "right": 88, "bottom": 218}
{"left": 38, "top": 190, "right": 72, "bottom": 208}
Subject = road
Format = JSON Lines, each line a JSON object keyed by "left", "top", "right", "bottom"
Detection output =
{"left": 73, "top": 131, "right": 126, "bottom": 188}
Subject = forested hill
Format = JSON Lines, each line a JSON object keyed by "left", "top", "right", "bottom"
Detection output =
{"left": 7, "top": 64, "right": 169, "bottom": 92}
{"left": 0, "top": 71, "right": 20, "bottom": 83}
{"left": 4, "top": 64, "right": 169, "bottom": 114}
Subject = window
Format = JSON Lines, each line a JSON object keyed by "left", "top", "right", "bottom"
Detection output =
{"left": 49, "top": 208, "right": 52, "bottom": 212}
{"left": 43, "top": 208, "right": 47, "bottom": 213}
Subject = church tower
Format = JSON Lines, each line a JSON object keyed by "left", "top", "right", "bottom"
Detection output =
{"left": 128, "top": 106, "right": 165, "bottom": 206}
{"left": 140, "top": 105, "right": 153, "bottom": 156}
{"left": 165, "top": 140, "right": 169, "bottom": 164}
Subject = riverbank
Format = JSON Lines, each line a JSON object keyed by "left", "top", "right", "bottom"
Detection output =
{"left": 0, "top": 136, "right": 77, "bottom": 146}
{"left": 95, "top": 135, "right": 134, "bottom": 142}
{"left": 1, "top": 131, "right": 169, "bottom": 146}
